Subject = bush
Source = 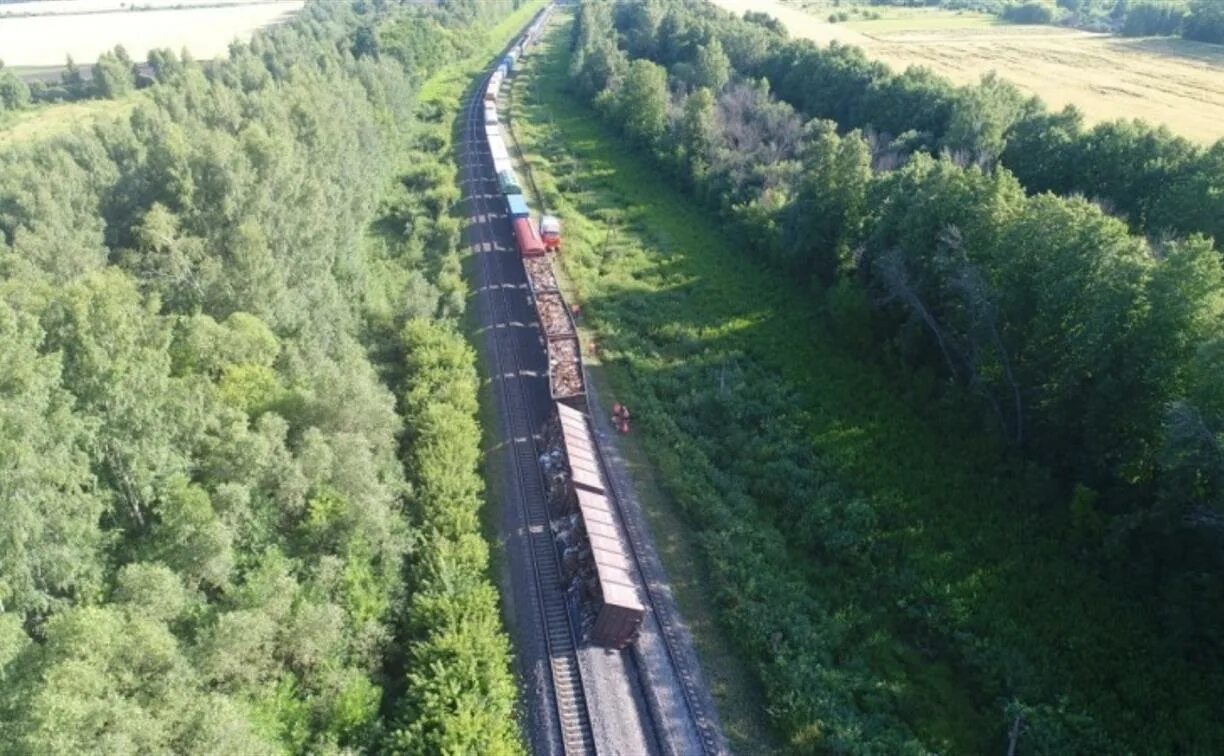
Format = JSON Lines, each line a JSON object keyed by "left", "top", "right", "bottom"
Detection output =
{"left": 1001, "top": 1, "right": 1057, "bottom": 23}
{"left": 1183, "top": 0, "right": 1224, "bottom": 44}
{"left": 1122, "top": 2, "right": 1185, "bottom": 36}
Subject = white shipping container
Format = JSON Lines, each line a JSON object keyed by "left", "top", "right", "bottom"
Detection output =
{"left": 488, "top": 135, "right": 510, "bottom": 162}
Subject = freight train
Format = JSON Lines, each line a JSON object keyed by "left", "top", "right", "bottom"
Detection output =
{"left": 483, "top": 7, "right": 644, "bottom": 649}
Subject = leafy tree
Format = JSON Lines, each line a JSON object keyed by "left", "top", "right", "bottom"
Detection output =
{"left": 0, "top": 301, "right": 105, "bottom": 618}
{"left": 1122, "top": 1, "right": 1186, "bottom": 36}
{"left": 942, "top": 72, "right": 1030, "bottom": 166}
{"left": 146, "top": 48, "right": 186, "bottom": 82}
{"left": 59, "top": 56, "right": 88, "bottom": 100}
{"left": 1001, "top": 1, "right": 1058, "bottom": 24}
{"left": 677, "top": 86, "right": 719, "bottom": 182}
{"left": 570, "top": 0, "right": 626, "bottom": 98}
{"left": 390, "top": 320, "right": 519, "bottom": 754}
{"left": 1184, "top": 0, "right": 1224, "bottom": 43}
{"left": 611, "top": 58, "right": 669, "bottom": 148}
{"left": 0, "top": 61, "right": 30, "bottom": 111}
{"left": 783, "top": 120, "right": 872, "bottom": 283}
{"left": 694, "top": 38, "right": 731, "bottom": 92}
{"left": 1001, "top": 105, "right": 1085, "bottom": 195}
{"left": 94, "top": 46, "right": 137, "bottom": 99}
{"left": 862, "top": 64, "right": 956, "bottom": 140}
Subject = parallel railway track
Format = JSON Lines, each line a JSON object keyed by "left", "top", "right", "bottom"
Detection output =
{"left": 499, "top": 20, "right": 726, "bottom": 753}
{"left": 460, "top": 57, "right": 596, "bottom": 755}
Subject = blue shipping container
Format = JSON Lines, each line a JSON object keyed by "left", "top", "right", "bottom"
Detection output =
{"left": 506, "top": 194, "right": 530, "bottom": 219}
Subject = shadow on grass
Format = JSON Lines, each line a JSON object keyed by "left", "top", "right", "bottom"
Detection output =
{"left": 1105, "top": 34, "right": 1224, "bottom": 67}
{"left": 507, "top": 8, "right": 1224, "bottom": 754}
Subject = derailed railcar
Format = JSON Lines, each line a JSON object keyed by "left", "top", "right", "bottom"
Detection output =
{"left": 546, "top": 404, "right": 644, "bottom": 649}
{"left": 513, "top": 216, "right": 546, "bottom": 257}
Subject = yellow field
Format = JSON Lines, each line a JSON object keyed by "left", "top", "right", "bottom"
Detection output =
{"left": 0, "top": 0, "right": 303, "bottom": 66}
{"left": 711, "top": 0, "right": 1224, "bottom": 144}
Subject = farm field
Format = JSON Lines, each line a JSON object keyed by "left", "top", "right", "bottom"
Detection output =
{"left": 711, "top": 0, "right": 1224, "bottom": 144}
{"left": 0, "top": 0, "right": 303, "bottom": 67}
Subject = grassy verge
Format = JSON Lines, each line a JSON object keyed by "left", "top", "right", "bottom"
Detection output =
{"left": 444, "top": 1, "right": 547, "bottom": 668}
{"left": 502, "top": 34, "right": 781, "bottom": 755}
{"left": 502, "top": 8, "right": 1221, "bottom": 753}
{"left": 0, "top": 96, "right": 138, "bottom": 148}
{"left": 364, "top": 2, "right": 545, "bottom": 744}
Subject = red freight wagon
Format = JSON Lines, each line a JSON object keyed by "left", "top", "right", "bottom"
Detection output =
{"left": 513, "top": 216, "right": 546, "bottom": 257}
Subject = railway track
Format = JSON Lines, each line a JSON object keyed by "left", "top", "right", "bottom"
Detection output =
{"left": 459, "top": 55, "right": 597, "bottom": 756}
{"left": 596, "top": 432, "right": 726, "bottom": 755}
{"left": 499, "top": 21, "right": 726, "bottom": 754}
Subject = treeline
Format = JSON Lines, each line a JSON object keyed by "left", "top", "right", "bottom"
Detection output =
{"left": 823, "top": 0, "right": 1224, "bottom": 43}
{"left": 0, "top": 0, "right": 520, "bottom": 752}
{"left": 571, "top": 0, "right": 1224, "bottom": 750}
{"left": 1084, "top": 0, "right": 1224, "bottom": 41}
{"left": 691, "top": 4, "right": 1224, "bottom": 245}
{"left": 0, "top": 45, "right": 148, "bottom": 115}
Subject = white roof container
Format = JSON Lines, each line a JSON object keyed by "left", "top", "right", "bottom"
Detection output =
{"left": 488, "top": 135, "right": 510, "bottom": 162}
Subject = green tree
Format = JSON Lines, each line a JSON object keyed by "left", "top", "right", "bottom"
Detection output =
{"left": 943, "top": 72, "right": 1030, "bottom": 166}
{"left": 784, "top": 120, "right": 872, "bottom": 283}
{"left": 0, "top": 301, "right": 105, "bottom": 618}
{"left": 1184, "top": 0, "right": 1224, "bottom": 43}
{"left": 60, "top": 56, "right": 87, "bottom": 99}
{"left": 678, "top": 87, "right": 719, "bottom": 182}
{"left": 94, "top": 46, "right": 137, "bottom": 99}
{"left": 613, "top": 58, "right": 670, "bottom": 148}
{"left": 0, "top": 61, "right": 30, "bottom": 111}
{"left": 694, "top": 38, "right": 731, "bottom": 92}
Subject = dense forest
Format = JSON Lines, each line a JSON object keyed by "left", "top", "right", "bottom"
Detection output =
{"left": 566, "top": 0, "right": 1224, "bottom": 750}
{"left": 0, "top": 1, "right": 525, "bottom": 752}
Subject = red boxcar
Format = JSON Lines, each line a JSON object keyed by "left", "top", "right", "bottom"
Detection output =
{"left": 513, "top": 216, "right": 546, "bottom": 257}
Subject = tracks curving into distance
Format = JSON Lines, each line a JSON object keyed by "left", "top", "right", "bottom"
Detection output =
{"left": 459, "top": 52, "right": 596, "bottom": 755}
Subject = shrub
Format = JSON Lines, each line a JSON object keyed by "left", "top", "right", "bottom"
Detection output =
{"left": 1001, "top": 1, "right": 1057, "bottom": 23}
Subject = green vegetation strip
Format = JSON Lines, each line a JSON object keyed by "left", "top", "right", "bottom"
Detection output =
{"left": 512, "top": 8, "right": 1223, "bottom": 752}
{"left": 0, "top": 2, "right": 534, "bottom": 753}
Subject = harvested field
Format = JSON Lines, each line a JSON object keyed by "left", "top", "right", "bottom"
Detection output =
{"left": 710, "top": 0, "right": 1224, "bottom": 144}
{"left": 549, "top": 338, "right": 584, "bottom": 399}
{"left": 0, "top": 0, "right": 303, "bottom": 66}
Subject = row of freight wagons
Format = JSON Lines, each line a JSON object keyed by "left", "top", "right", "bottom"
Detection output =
{"left": 483, "top": 6, "right": 645, "bottom": 651}
{"left": 549, "top": 404, "right": 644, "bottom": 648}
{"left": 482, "top": 48, "right": 560, "bottom": 255}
